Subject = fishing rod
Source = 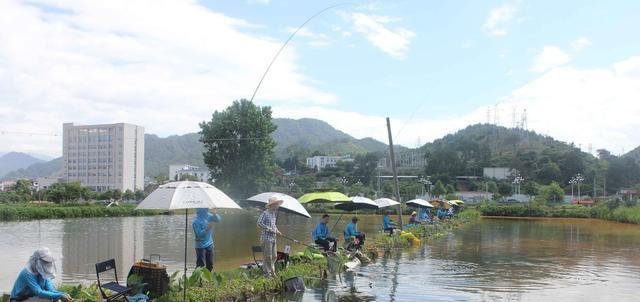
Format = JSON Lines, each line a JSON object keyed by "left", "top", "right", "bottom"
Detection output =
{"left": 277, "top": 233, "right": 315, "bottom": 249}
{"left": 249, "top": 2, "right": 354, "bottom": 102}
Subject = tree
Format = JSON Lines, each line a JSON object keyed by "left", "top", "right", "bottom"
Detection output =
{"left": 179, "top": 174, "right": 200, "bottom": 181}
{"left": 432, "top": 180, "right": 446, "bottom": 198}
{"left": 13, "top": 179, "right": 32, "bottom": 197}
{"left": 200, "top": 99, "right": 277, "bottom": 198}
{"left": 538, "top": 182, "right": 565, "bottom": 203}
{"left": 123, "top": 189, "right": 136, "bottom": 201}
{"left": 44, "top": 182, "right": 91, "bottom": 203}
{"left": 134, "top": 189, "right": 148, "bottom": 201}
{"left": 112, "top": 189, "right": 123, "bottom": 201}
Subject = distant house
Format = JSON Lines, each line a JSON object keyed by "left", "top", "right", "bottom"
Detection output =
{"left": 483, "top": 167, "right": 514, "bottom": 180}
{"left": 306, "top": 155, "right": 353, "bottom": 171}
{"left": 32, "top": 177, "right": 58, "bottom": 191}
{"left": 169, "top": 164, "right": 210, "bottom": 182}
{"left": 0, "top": 180, "right": 16, "bottom": 192}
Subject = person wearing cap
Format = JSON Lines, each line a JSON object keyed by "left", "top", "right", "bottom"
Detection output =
{"left": 257, "top": 196, "right": 283, "bottom": 277}
{"left": 192, "top": 208, "right": 221, "bottom": 272}
{"left": 343, "top": 216, "right": 366, "bottom": 251}
{"left": 408, "top": 211, "right": 422, "bottom": 225}
{"left": 312, "top": 214, "right": 337, "bottom": 252}
{"left": 10, "top": 247, "right": 72, "bottom": 302}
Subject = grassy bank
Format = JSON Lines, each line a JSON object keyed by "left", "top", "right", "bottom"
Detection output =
{"left": 0, "top": 204, "right": 160, "bottom": 221}
{"left": 478, "top": 203, "right": 640, "bottom": 224}
{"left": 58, "top": 210, "right": 479, "bottom": 302}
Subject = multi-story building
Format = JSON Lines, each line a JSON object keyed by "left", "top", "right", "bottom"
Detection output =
{"left": 169, "top": 164, "right": 210, "bottom": 182}
{"left": 63, "top": 123, "right": 144, "bottom": 192}
{"left": 306, "top": 155, "right": 353, "bottom": 171}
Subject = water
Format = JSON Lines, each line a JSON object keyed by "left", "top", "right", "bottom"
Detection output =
{"left": 0, "top": 211, "right": 382, "bottom": 293}
{"left": 292, "top": 217, "right": 640, "bottom": 302}
{"left": 2, "top": 216, "right": 640, "bottom": 301}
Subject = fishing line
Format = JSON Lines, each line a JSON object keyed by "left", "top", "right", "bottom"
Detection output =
{"left": 249, "top": 2, "right": 355, "bottom": 102}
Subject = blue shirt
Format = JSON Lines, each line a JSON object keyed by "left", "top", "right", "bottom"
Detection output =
{"left": 11, "top": 269, "right": 64, "bottom": 300}
{"left": 192, "top": 208, "right": 221, "bottom": 249}
{"left": 383, "top": 215, "right": 395, "bottom": 229}
{"left": 312, "top": 222, "right": 330, "bottom": 241}
{"left": 343, "top": 222, "right": 360, "bottom": 240}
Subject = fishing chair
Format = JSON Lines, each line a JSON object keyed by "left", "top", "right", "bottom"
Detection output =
{"left": 251, "top": 246, "right": 290, "bottom": 273}
{"left": 95, "top": 259, "right": 131, "bottom": 302}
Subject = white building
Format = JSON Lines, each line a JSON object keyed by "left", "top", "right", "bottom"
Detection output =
{"left": 63, "top": 122, "right": 145, "bottom": 192}
{"left": 483, "top": 167, "right": 513, "bottom": 180}
{"left": 169, "top": 164, "right": 210, "bottom": 182}
{"left": 32, "top": 177, "right": 58, "bottom": 191}
{"left": 306, "top": 155, "right": 353, "bottom": 171}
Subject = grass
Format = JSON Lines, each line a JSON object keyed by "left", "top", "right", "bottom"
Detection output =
{"left": 0, "top": 203, "right": 160, "bottom": 221}
{"left": 478, "top": 202, "right": 640, "bottom": 224}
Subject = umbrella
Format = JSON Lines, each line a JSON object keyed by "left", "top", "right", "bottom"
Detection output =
{"left": 374, "top": 198, "right": 400, "bottom": 208}
{"left": 136, "top": 181, "right": 241, "bottom": 301}
{"left": 299, "top": 191, "right": 350, "bottom": 204}
{"left": 406, "top": 198, "right": 433, "bottom": 209}
{"left": 449, "top": 200, "right": 464, "bottom": 205}
{"left": 430, "top": 199, "right": 444, "bottom": 208}
{"left": 335, "top": 196, "right": 380, "bottom": 211}
{"left": 244, "top": 192, "right": 311, "bottom": 218}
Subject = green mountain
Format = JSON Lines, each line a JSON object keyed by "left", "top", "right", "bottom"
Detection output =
{"left": 422, "top": 124, "right": 640, "bottom": 193}
{"left": 0, "top": 152, "right": 44, "bottom": 178}
{"left": 4, "top": 118, "right": 388, "bottom": 179}
{"left": 624, "top": 146, "right": 640, "bottom": 165}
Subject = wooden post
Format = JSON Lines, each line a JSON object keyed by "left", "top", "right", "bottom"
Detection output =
{"left": 386, "top": 117, "right": 403, "bottom": 229}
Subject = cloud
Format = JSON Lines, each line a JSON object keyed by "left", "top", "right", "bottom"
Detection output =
{"left": 247, "top": 0, "right": 271, "bottom": 5}
{"left": 0, "top": 0, "right": 337, "bottom": 156}
{"left": 484, "top": 3, "right": 518, "bottom": 37}
{"left": 571, "top": 37, "right": 591, "bottom": 51}
{"left": 531, "top": 46, "right": 572, "bottom": 73}
{"left": 276, "top": 56, "right": 640, "bottom": 156}
{"left": 284, "top": 27, "right": 332, "bottom": 47}
{"left": 345, "top": 12, "right": 415, "bottom": 59}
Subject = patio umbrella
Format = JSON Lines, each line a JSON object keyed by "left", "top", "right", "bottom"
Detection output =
{"left": 330, "top": 196, "right": 380, "bottom": 233}
{"left": 374, "top": 198, "right": 400, "bottom": 208}
{"left": 406, "top": 198, "right": 433, "bottom": 209}
{"left": 449, "top": 200, "right": 464, "bottom": 205}
{"left": 299, "top": 191, "right": 350, "bottom": 204}
{"left": 244, "top": 192, "right": 311, "bottom": 218}
{"left": 136, "top": 181, "right": 241, "bottom": 302}
{"left": 430, "top": 199, "right": 444, "bottom": 208}
{"left": 335, "top": 196, "right": 379, "bottom": 211}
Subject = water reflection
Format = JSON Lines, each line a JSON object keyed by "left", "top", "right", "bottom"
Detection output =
{"left": 0, "top": 212, "right": 384, "bottom": 292}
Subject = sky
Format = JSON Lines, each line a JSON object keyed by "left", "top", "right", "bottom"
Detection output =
{"left": 1, "top": 0, "right": 639, "bottom": 158}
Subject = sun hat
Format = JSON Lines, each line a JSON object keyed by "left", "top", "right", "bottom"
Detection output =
{"left": 266, "top": 195, "right": 284, "bottom": 208}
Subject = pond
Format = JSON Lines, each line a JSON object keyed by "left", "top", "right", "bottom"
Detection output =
{"left": 2, "top": 215, "right": 640, "bottom": 301}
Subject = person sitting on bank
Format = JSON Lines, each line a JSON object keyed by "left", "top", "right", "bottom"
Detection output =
{"left": 383, "top": 211, "right": 397, "bottom": 234}
{"left": 418, "top": 207, "right": 432, "bottom": 223}
{"left": 257, "top": 196, "right": 283, "bottom": 278}
{"left": 343, "top": 216, "right": 366, "bottom": 251}
{"left": 313, "top": 214, "right": 337, "bottom": 252}
{"left": 408, "top": 211, "right": 422, "bottom": 225}
{"left": 192, "top": 208, "right": 221, "bottom": 272}
{"left": 10, "top": 247, "right": 72, "bottom": 302}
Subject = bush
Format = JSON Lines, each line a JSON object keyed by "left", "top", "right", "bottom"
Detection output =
{"left": 0, "top": 204, "right": 158, "bottom": 221}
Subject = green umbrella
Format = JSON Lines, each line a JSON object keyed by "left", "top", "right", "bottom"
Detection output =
{"left": 299, "top": 192, "right": 350, "bottom": 204}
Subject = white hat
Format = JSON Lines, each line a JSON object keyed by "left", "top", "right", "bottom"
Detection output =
{"left": 266, "top": 195, "right": 284, "bottom": 208}
{"left": 34, "top": 247, "right": 55, "bottom": 263}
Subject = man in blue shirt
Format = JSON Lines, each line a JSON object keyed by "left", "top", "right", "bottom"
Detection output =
{"left": 343, "top": 216, "right": 366, "bottom": 251}
{"left": 192, "top": 208, "right": 221, "bottom": 272}
{"left": 313, "top": 214, "right": 337, "bottom": 252}
{"left": 11, "top": 247, "right": 71, "bottom": 302}
{"left": 383, "top": 211, "right": 397, "bottom": 234}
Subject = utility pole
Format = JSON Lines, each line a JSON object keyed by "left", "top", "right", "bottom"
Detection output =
{"left": 386, "top": 117, "right": 403, "bottom": 229}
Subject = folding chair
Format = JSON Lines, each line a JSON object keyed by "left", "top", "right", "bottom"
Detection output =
{"left": 96, "top": 259, "right": 131, "bottom": 302}
{"left": 252, "top": 246, "right": 265, "bottom": 273}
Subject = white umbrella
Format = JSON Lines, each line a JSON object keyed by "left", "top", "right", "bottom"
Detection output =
{"left": 245, "top": 192, "right": 310, "bottom": 218}
{"left": 136, "top": 181, "right": 241, "bottom": 301}
{"left": 374, "top": 197, "right": 400, "bottom": 208}
{"left": 335, "top": 196, "right": 380, "bottom": 211}
{"left": 406, "top": 198, "right": 433, "bottom": 209}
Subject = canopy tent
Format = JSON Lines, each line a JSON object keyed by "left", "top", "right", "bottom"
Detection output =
{"left": 136, "top": 181, "right": 241, "bottom": 301}
{"left": 244, "top": 192, "right": 310, "bottom": 218}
